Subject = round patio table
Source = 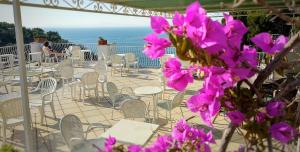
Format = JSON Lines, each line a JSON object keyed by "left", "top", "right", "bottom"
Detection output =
{"left": 134, "top": 86, "right": 162, "bottom": 123}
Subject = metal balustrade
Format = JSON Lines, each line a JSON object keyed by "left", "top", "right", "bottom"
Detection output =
{"left": 0, "top": 43, "right": 266, "bottom": 68}
{"left": 0, "top": 43, "right": 177, "bottom": 68}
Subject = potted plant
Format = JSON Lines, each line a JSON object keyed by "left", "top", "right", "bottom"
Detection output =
{"left": 98, "top": 37, "right": 107, "bottom": 45}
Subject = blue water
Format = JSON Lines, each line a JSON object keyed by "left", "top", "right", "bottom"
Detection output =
{"left": 45, "top": 27, "right": 152, "bottom": 46}
{"left": 44, "top": 27, "right": 173, "bottom": 67}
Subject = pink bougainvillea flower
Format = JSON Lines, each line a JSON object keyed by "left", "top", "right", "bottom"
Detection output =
{"left": 146, "top": 135, "right": 173, "bottom": 152}
{"left": 224, "top": 100, "right": 236, "bottom": 110}
{"left": 167, "top": 69, "right": 193, "bottom": 91}
{"left": 202, "top": 66, "right": 234, "bottom": 91}
{"left": 205, "top": 131, "right": 216, "bottom": 144}
{"left": 251, "top": 32, "right": 288, "bottom": 54}
{"left": 223, "top": 13, "right": 248, "bottom": 49}
{"left": 187, "top": 90, "right": 221, "bottom": 126}
{"left": 173, "top": 11, "right": 184, "bottom": 27}
{"left": 266, "top": 100, "right": 285, "bottom": 118}
{"left": 172, "top": 119, "right": 189, "bottom": 143}
{"left": 227, "top": 111, "right": 245, "bottom": 125}
{"left": 269, "top": 122, "right": 297, "bottom": 143}
{"left": 103, "top": 136, "right": 116, "bottom": 152}
{"left": 143, "top": 33, "right": 171, "bottom": 59}
{"left": 172, "top": 11, "right": 185, "bottom": 36}
{"left": 240, "top": 45, "right": 258, "bottom": 68}
{"left": 150, "top": 16, "right": 170, "bottom": 34}
{"left": 163, "top": 57, "right": 182, "bottom": 78}
{"left": 128, "top": 145, "right": 143, "bottom": 152}
{"left": 255, "top": 112, "right": 267, "bottom": 124}
{"left": 185, "top": 1, "right": 206, "bottom": 28}
{"left": 186, "top": 18, "right": 227, "bottom": 54}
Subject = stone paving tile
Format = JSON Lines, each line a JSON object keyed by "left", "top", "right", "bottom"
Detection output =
{"left": 0, "top": 66, "right": 244, "bottom": 151}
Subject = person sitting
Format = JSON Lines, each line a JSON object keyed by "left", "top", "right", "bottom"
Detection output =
{"left": 42, "top": 41, "right": 65, "bottom": 61}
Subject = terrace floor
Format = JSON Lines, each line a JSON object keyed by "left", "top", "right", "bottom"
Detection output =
{"left": 0, "top": 64, "right": 244, "bottom": 152}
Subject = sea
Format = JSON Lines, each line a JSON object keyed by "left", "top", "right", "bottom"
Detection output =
{"left": 44, "top": 27, "right": 173, "bottom": 67}
{"left": 45, "top": 27, "right": 153, "bottom": 46}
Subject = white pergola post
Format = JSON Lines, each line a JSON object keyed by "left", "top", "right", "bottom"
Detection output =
{"left": 12, "top": 0, "right": 34, "bottom": 151}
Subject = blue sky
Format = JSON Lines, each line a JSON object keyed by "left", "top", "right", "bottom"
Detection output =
{"left": 0, "top": 4, "right": 152, "bottom": 28}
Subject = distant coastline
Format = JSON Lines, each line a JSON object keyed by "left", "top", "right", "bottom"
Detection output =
{"left": 0, "top": 22, "right": 68, "bottom": 47}
{"left": 44, "top": 27, "right": 152, "bottom": 46}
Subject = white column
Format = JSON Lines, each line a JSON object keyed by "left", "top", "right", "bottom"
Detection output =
{"left": 12, "top": 0, "right": 34, "bottom": 152}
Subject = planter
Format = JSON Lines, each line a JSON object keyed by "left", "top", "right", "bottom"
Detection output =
{"left": 98, "top": 40, "right": 107, "bottom": 45}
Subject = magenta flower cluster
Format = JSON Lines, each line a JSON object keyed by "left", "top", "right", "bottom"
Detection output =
{"left": 98, "top": 119, "right": 215, "bottom": 152}
{"left": 142, "top": 0, "right": 296, "bottom": 148}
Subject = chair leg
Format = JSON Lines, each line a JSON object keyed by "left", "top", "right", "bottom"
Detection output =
{"left": 101, "top": 83, "right": 105, "bottom": 97}
{"left": 111, "top": 103, "right": 115, "bottom": 120}
{"left": 4, "top": 85, "right": 8, "bottom": 93}
{"left": 95, "top": 88, "right": 99, "bottom": 100}
{"left": 38, "top": 107, "right": 45, "bottom": 124}
{"left": 169, "top": 111, "right": 172, "bottom": 129}
{"left": 62, "top": 79, "right": 65, "bottom": 96}
{"left": 50, "top": 102, "right": 56, "bottom": 119}
{"left": 82, "top": 89, "right": 86, "bottom": 103}
{"left": 2, "top": 124, "right": 6, "bottom": 143}
{"left": 180, "top": 107, "right": 184, "bottom": 118}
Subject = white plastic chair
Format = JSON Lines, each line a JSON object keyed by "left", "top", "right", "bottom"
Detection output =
{"left": 60, "top": 114, "right": 106, "bottom": 152}
{"left": 157, "top": 91, "right": 185, "bottom": 127}
{"left": 0, "top": 97, "right": 24, "bottom": 143}
{"left": 94, "top": 60, "right": 108, "bottom": 97}
{"left": 30, "top": 77, "right": 58, "bottom": 124}
{"left": 106, "top": 82, "right": 136, "bottom": 119}
{"left": 111, "top": 55, "right": 125, "bottom": 76}
{"left": 43, "top": 47, "right": 58, "bottom": 63}
{"left": 120, "top": 99, "right": 149, "bottom": 122}
{"left": 79, "top": 72, "right": 99, "bottom": 103}
{"left": 70, "top": 46, "right": 82, "bottom": 66}
{"left": 125, "top": 53, "right": 139, "bottom": 72}
{"left": 60, "top": 65, "right": 78, "bottom": 99}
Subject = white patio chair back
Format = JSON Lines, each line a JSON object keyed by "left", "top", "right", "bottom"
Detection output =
{"left": 39, "top": 78, "right": 57, "bottom": 98}
{"left": 125, "top": 53, "right": 136, "bottom": 63}
{"left": 106, "top": 82, "right": 119, "bottom": 100}
{"left": 0, "top": 54, "right": 14, "bottom": 69}
{"left": 120, "top": 99, "right": 147, "bottom": 119}
{"left": 81, "top": 72, "right": 99, "bottom": 88}
{"left": 28, "top": 52, "right": 42, "bottom": 63}
{"left": 111, "top": 55, "right": 123, "bottom": 65}
{"left": 0, "top": 97, "right": 24, "bottom": 143}
{"left": 0, "top": 98, "right": 23, "bottom": 122}
{"left": 60, "top": 114, "right": 85, "bottom": 149}
{"left": 170, "top": 91, "right": 185, "bottom": 109}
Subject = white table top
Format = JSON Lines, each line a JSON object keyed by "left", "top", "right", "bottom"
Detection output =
{"left": 116, "top": 53, "right": 125, "bottom": 57}
{"left": 100, "top": 119, "right": 159, "bottom": 145}
{"left": 134, "top": 86, "right": 162, "bottom": 96}
{"left": 81, "top": 50, "right": 92, "bottom": 52}
{"left": 0, "top": 92, "right": 21, "bottom": 101}
{"left": 28, "top": 52, "right": 41, "bottom": 55}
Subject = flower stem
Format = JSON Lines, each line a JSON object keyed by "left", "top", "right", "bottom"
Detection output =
{"left": 218, "top": 123, "right": 237, "bottom": 152}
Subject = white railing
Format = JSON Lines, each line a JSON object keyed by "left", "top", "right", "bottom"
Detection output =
{"left": 0, "top": 43, "right": 176, "bottom": 68}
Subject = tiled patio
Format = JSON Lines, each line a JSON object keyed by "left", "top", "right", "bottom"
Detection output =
{"left": 0, "top": 65, "right": 244, "bottom": 152}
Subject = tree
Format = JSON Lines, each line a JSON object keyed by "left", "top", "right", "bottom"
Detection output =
{"left": 46, "top": 31, "right": 68, "bottom": 43}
